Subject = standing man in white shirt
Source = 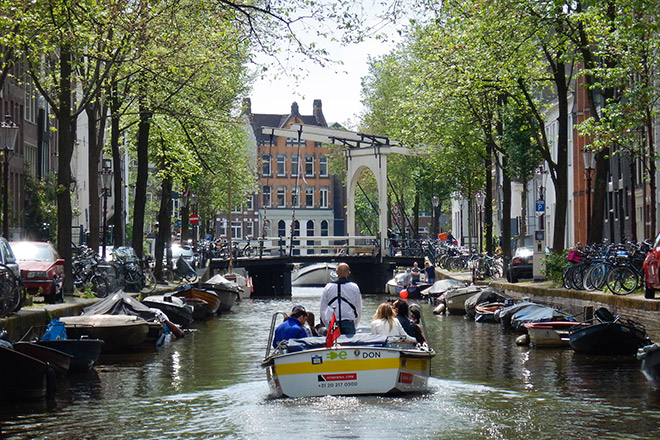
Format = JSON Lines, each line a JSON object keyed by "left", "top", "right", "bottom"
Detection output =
{"left": 320, "top": 263, "right": 362, "bottom": 335}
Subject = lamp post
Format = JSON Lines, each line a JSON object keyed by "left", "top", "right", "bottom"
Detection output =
{"left": 432, "top": 195, "right": 439, "bottom": 239}
{"left": 475, "top": 191, "right": 485, "bottom": 252}
{"left": 0, "top": 115, "right": 19, "bottom": 239}
{"left": 582, "top": 148, "right": 595, "bottom": 243}
{"left": 101, "top": 163, "right": 113, "bottom": 260}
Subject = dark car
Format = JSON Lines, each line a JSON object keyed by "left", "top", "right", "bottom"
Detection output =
{"left": 506, "top": 247, "right": 534, "bottom": 283}
{"left": 10, "top": 241, "right": 64, "bottom": 303}
{"left": 643, "top": 232, "right": 660, "bottom": 299}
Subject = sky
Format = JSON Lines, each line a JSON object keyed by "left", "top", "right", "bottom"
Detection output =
{"left": 247, "top": 3, "right": 404, "bottom": 130}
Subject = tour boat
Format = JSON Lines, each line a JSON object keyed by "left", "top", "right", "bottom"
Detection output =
{"left": 261, "top": 313, "right": 435, "bottom": 398}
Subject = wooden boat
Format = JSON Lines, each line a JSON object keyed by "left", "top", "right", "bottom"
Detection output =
{"left": 474, "top": 302, "right": 506, "bottom": 323}
{"left": 184, "top": 297, "right": 210, "bottom": 320}
{"left": 142, "top": 295, "right": 193, "bottom": 326}
{"left": 638, "top": 343, "right": 660, "bottom": 388}
{"left": 464, "top": 287, "right": 509, "bottom": 318}
{"left": 508, "top": 304, "right": 575, "bottom": 330}
{"left": 173, "top": 287, "right": 221, "bottom": 316}
{"left": 13, "top": 341, "right": 72, "bottom": 376}
{"left": 0, "top": 342, "right": 52, "bottom": 400}
{"left": 524, "top": 321, "right": 586, "bottom": 348}
{"left": 444, "top": 285, "right": 481, "bottom": 315}
{"left": 59, "top": 314, "right": 150, "bottom": 352}
{"left": 36, "top": 338, "right": 104, "bottom": 371}
{"left": 292, "top": 262, "right": 338, "bottom": 286}
{"left": 569, "top": 307, "right": 650, "bottom": 355}
{"left": 261, "top": 316, "right": 435, "bottom": 398}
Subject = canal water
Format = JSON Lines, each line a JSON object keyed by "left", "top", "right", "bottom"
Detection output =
{"left": 2, "top": 286, "right": 660, "bottom": 439}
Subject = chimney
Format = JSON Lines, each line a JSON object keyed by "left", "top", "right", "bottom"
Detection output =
{"left": 291, "top": 101, "right": 299, "bottom": 115}
{"left": 312, "top": 99, "right": 327, "bottom": 127}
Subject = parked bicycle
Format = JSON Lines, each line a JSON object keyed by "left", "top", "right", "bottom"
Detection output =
{"left": 72, "top": 245, "right": 110, "bottom": 297}
{"left": 163, "top": 255, "right": 198, "bottom": 284}
{"left": 0, "top": 262, "right": 22, "bottom": 317}
{"left": 112, "top": 246, "right": 156, "bottom": 294}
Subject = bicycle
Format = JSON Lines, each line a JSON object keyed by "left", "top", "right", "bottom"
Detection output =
{"left": 0, "top": 262, "right": 22, "bottom": 317}
{"left": 163, "top": 255, "right": 198, "bottom": 285}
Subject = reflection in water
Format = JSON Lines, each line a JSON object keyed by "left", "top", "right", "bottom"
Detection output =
{"left": 1, "top": 287, "right": 659, "bottom": 439}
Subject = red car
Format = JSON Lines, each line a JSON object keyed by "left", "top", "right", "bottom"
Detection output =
{"left": 643, "top": 233, "right": 660, "bottom": 299}
{"left": 10, "top": 241, "right": 65, "bottom": 303}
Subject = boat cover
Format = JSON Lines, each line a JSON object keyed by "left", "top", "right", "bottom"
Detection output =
{"left": 82, "top": 291, "right": 161, "bottom": 322}
{"left": 285, "top": 334, "right": 389, "bottom": 353}
{"left": 202, "top": 274, "right": 240, "bottom": 292}
{"left": 510, "top": 304, "right": 575, "bottom": 329}
{"left": 464, "top": 287, "right": 508, "bottom": 312}
{"left": 423, "top": 279, "right": 467, "bottom": 295}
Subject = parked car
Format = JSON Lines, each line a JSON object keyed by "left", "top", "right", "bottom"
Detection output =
{"left": 10, "top": 241, "right": 64, "bottom": 303}
{"left": 506, "top": 246, "right": 534, "bottom": 283}
{"left": 170, "top": 243, "right": 198, "bottom": 269}
{"left": 0, "top": 238, "right": 19, "bottom": 280}
{"left": 643, "top": 232, "right": 660, "bottom": 299}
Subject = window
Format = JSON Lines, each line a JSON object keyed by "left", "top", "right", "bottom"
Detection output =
{"left": 291, "top": 186, "right": 300, "bottom": 208}
{"left": 262, "top": 219, "right": 271, "bottom": 237}
{"left": 321, "top": 220, "right": 329, "bottom": 236}
{"left": 319, "top": 155, "right": 328, "bottom": 177}
{"left": 262, "top": 186, "right": 271, "bottom": 208}
{"left": 278, "top": 220, "right": 286, "bottom": 237}
{"left": 246, "top": 221, "right": 254, "bottom": 238}
{"left": 262, "top": 154, "right": 272, "bottom": 176}
{"left": 277, "top": 186, "right": 286, "bottom": 207}
{"left": 277, "top": 154, "right": 286, "bottom": 176}
{"left": 306, "top": 220, "right": 315, "bottom": 236}
{"left": 24, "top": 75, "right": 36, "bottom": 124}
{"left": 293, "top": 220, "right": 300, "bottom": 237}
{"left": 306, "top": 187, "right": 314, "bottom": 207}
{"left": 232, "top": 203, "right": 241, "bottom": 213}
{"left": 305, "top": 155, "right": 314, "bottom": 177}
{"left": 320, "top": 187, "right": 329, "bottom": 208}
{"left": 218, "top": 217, "right": 228, "bottom": 236}
{"left": 231, "top": 221, "right": 242, "bottom": 239}
{"left": 291, "top": 155, "right": 299, "bottom": 177}
{"left": 25, "top": 144, "right": 38, "bottom": 178}
{"left": 246, "top": 194, "right": 254, "bottom": 211}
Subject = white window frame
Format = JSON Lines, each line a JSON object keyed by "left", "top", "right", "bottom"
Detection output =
{"left": 320, "top": 187, "right": 329, "bottom": 208}
{"left": 319, "top": 155, "right": 328, "bottom": 177}
{"left": 305, "top": 186, "right": 314, "bottom": 207}
{"left": 305, "top": 155, "right": 314, "bottom": 177}
{"left": 277, "top": 154, "right": 286, "bottom": 176}
{"left": 262, "top": 186, "right": 272, "bottom": 208}
{"left": 277, "top": 186, "right": 286, "bottom": 207}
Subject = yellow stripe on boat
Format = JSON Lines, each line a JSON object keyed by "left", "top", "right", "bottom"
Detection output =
{"left": 275, "top": 357, "right": 429, "bottom": 376}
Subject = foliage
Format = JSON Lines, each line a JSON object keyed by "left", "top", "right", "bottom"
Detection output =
{"left": 542, "top": 249, "right": 570, "bottom": 284}
{"left": 23, "top": 172, "right": 58, "bottom": 243}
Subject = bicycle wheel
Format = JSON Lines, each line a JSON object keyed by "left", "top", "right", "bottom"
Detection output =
{"left": 243, "top": 247, "right": 253, "bottom": 258}
{"left": 590, "top": 262, "right": 611, "bottom": 291}
{"left": 140, "top": 270, "right": 157, "bottom": 294}
{"left": 89, "top": 274, "right": 109, "bottom": 298}
{"left": 606, "top": 267, "right": 639, "bottom": 295}
{"left": 0, "top": 268, "right": 22, "bottom": 315}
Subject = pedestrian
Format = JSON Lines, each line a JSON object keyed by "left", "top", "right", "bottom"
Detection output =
{"left": 272, "top": 305, "right": 309, "bottom": 348}
{"left": 424, "top": 260, "right": 435, "bottom": 284}
{"left": 320, "top": 263, "right": 362, "bottom": 335}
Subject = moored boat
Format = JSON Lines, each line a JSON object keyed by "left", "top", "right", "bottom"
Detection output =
{"left": 0, "top": 342, "right": 53, "bottom": 400}
{"left": 142, "top": 295, "right": 193, "bottom": 326}
{"left": 36, "top": 338, "right": 104, "bottom": 371}
{"left": 638, "top": 342, "right": 660, "bottom": 388}
{"left": 444, "top": 285, "right": 481, "bottom": 315}
{"left": 201, "top": 275, "right": 240, "bottom": 312}
{"left": 223, "top": 271, "right": 252, "bottom": 300}
{"left": 524, "top": 321, "right": 586, "bottom": 348}
{"left": 292, "top": 262, "right": 338, "bottom": 286}
{"left": 261, "top": 316, "right": 435, "bottom": 398}
{"left": 569, "top": 307, "right": 650, "bottom": 355}
{"left": 173, "top": 286, "right": 221, "bottom": 316}
{"left": 59, "top": 315, "right": 150, "bottom": 352}
{"left": 474, "top": 302, "right": 506, "bottom": 323}
{"left": 13, "top": 341, "right": 72, "bottom": 376}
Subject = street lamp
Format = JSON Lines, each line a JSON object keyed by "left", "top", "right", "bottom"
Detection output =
{"left": 475, "top": 191, "right": 485, "bottom": 252}
{"left": 101, "top": 161, "right": 113, "bottom": 260}
{"left": 0, "top": 115, "right": 19, "bottom": 239}
{"left": 432, "top": 195, "right": 439, "bottom": 238}
{"left": 582, "top": 148, "right": 595, "bottom": 243}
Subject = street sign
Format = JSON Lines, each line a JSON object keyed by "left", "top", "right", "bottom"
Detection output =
{"left": 189, "top": 213, "right": 200, "bottom": 225}
{"left": 535, "top": 199, "right": 545, "bottom": 215}
{"left": 392, "top": 204, "right": 400, "bottom": 215}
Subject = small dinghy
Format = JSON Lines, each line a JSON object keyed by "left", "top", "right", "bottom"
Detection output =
{"left": 444, "top": 285, "right": 482, "bottom": 315}
{"left": 474, "top": 302, "right": 506, "bottom": 323}
{"left": 142, "top": 295, "right": 193, "bottom": 326}
{"left": 524, "top": 321, "right": 587, "bottom": 348}
{"left": 35, "top": 318, "right": 104, "bottom": 371}
{"left": 201, "top": 275, "right": 241, "bottom": 312}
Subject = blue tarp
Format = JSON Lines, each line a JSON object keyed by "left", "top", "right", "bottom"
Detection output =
{"left": 510, "top": 304, "right": 575, "bottom": 329}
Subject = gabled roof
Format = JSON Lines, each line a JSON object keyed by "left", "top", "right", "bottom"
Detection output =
{"left": 243, "top": 98, "right": 327, "bottom": 145}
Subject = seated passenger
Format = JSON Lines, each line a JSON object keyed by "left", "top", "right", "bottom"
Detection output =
{"left": 273, "top": 305, "right": 309, "bottom": 348}
{"left": 370, "top": 303, "right": 416, "bottom": 343}
{"left": 393, "top": 299, "right": 426, "bottom": 344}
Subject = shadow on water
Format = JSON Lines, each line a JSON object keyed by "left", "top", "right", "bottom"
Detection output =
{"left": 1, "top": 287, "right": 660, "bottom": 439}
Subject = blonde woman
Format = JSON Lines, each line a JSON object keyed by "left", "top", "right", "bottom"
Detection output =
{"left": 370, "top": 303, "right": 417, "bottom": 343}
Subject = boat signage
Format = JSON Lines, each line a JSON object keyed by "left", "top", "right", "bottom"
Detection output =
{"left": 399, "top": 372, "right": 413, "bottom": 384}
{"left": 318, "top": 373, "right": 357, "bottom": 382}
{"left": 327, "top": 351, "right": 347, "bottom": 360}
{"left": 311, "top": 355, "right": 323, "bottom": 365}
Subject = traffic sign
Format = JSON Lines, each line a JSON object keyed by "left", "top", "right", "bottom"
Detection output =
{"left": 535, "top": 200, "right": 545, "bottom": 215}
{"left": 392, "top": 204, "right": 400, "bottom": 215}
{"left": 189, "top": 213, "right": 200, "bottom": 225}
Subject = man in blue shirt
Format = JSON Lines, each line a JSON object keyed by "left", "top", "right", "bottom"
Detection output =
{"left": 273, "top": 305, "right": 309, "bottom": 348}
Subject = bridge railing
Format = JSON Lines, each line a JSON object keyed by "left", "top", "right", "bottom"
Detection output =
{"left": 253, "top": 235, "right": 380, "bottom": 258}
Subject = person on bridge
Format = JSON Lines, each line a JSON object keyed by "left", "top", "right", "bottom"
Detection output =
{"left": 272, "top": 305, "right": 309, "bottom": 348}
{"left": 320, "top": 263, "right": 362, "bottom": 336}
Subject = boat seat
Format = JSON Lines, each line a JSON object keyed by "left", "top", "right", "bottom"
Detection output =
{"left": 285, "top": 334, "right": 389, "bottom": 353}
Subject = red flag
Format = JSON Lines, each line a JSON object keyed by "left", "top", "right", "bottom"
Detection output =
{"left": 325, "top": 313, "right": 340, "bottom": 348}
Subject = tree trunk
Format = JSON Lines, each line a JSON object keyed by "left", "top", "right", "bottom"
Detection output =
{"left": 154, "top": 176, "right": 173, "bottom": 282}
{"left": 520, "top": 177, "right": 528, "bottom": 248}
{"left": 86, "top": 104, "right": 101, "bottom": 254}
{"left": 551, "top": 61, "right": 570, "bottom": 251}
{"left": 413, "top": 191, "right": 419, "bottom": 239}
{"left": 630, "top": 156, "right": 637, "bottom": 242}
{"left": 485, "top": 140, "right": 493, "bottom": 256}
{"left": 110, "top": 84, "right": 125, "bottom": 247}
{"left": 501, "top": 157, "right": 512, "bottom": 275}
{"left": 57, "top": 45, "right": 74, "bottom": 293}
{"left": 131, "top": 103, "right": 151, "bottom": 259}
{"left": 647, "top": 109, "right": 656, "bottom": 237}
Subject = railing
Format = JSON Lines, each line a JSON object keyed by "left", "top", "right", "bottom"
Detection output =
{"left": 256, "top": 235, "right": 380, "bottom": 258}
